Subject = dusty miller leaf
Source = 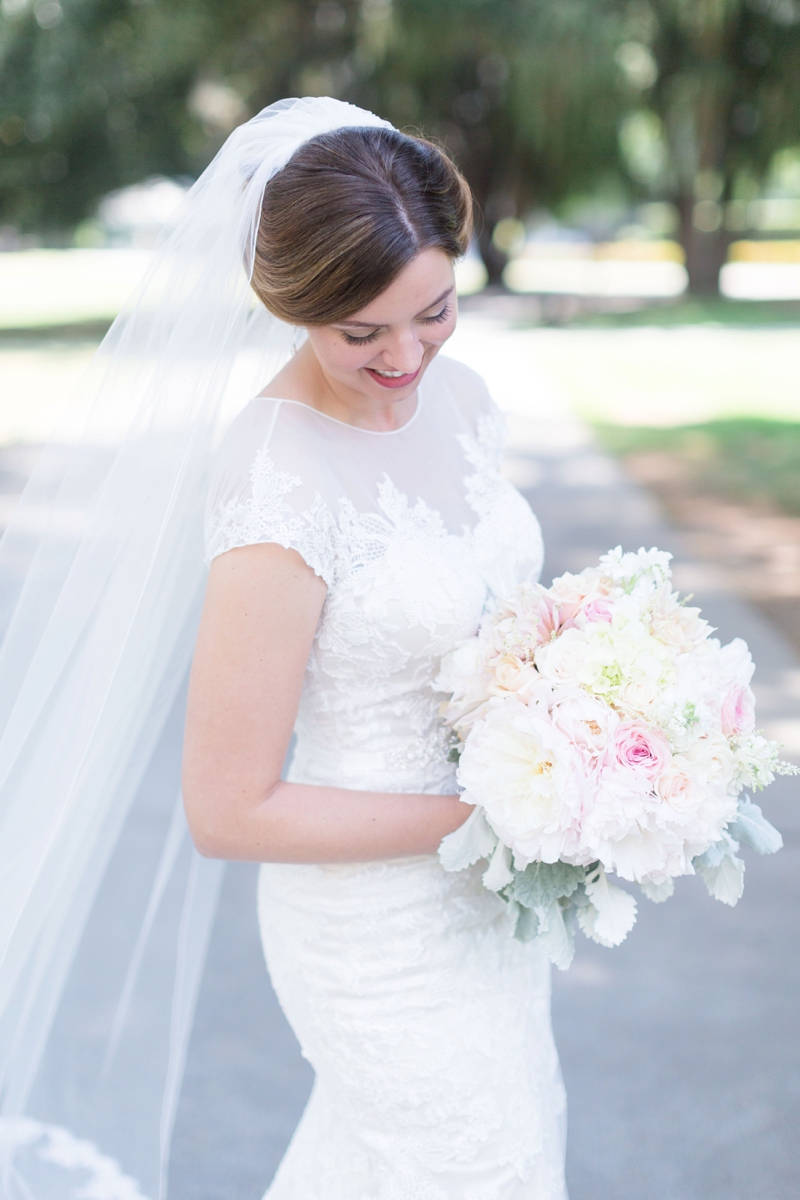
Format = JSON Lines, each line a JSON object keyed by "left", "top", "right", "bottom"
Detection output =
{"left": 438, "top": 806, "right": 497, "bottom": 872}
{"left": 511, "top": 861, "right": 586, "bottom": 911}
{"left": 511, "top": 902, "right": 540, "bottom": 943}
{"left": 639, "top": 877, "right": 675, "bottom": 903}
{"left": 693, "top": 832, "right": 745, "bottom": 906}
{"left": 578, "top": 866, "right": 638, "bottom": 947}
{"left": 535, "top": 898, "right": 576, "bottom": 970}
{"left": 727, "top": 794, "right": 783, "bottom": 856}
{"left": 482, "top": 840, "right": 515, "bottom": 891}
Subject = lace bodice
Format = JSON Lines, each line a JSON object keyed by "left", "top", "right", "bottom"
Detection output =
{"left": 206, "top": 354, "right": 544, "bottom": 795}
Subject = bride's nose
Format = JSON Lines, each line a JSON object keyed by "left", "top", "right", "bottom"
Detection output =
{"left": 377, "top": 326, "right": 423, "bottom": 373}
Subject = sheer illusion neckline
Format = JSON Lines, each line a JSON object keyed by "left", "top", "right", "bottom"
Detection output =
{"left": 262, "top": 381, "right": 425, "bottom": 437}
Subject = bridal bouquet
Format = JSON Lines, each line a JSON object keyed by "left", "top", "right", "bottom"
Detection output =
{"left": 437, "top": 547, "right": 796, "bottom": 969}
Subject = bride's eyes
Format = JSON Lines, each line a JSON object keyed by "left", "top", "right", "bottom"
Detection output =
{"left": 341, "top": 329, "right": 380, "bottom": 346}
{"left": 421, "top": 303, "right": 451, "bottom": 326}
{"left": 338, "top": 303, "right": 451, "bottom": 346}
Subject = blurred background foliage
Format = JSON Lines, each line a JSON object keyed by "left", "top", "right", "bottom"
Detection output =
{"left": 1, "top": 0, "right": 800, "bottom": 292}
{"left": 596, "top": 416, "right": 800, "bottom": 514}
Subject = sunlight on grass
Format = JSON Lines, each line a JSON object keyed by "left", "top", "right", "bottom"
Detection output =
{"left": 594, "top": 418, "right": 800, "bottom": 515}
{"left": 0, "top": 338, "right": 100, "bottom": 443}
{"left": 0, "top": 249, "right": 151, "bottom": 330}
{"left": 530, "top": 326, "right": 800, "bottom": 427}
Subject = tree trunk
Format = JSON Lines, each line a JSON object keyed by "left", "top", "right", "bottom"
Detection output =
{"left": 477, "top": 224, "right": 508, "bottom": 286}
{"left": 677, "top": 199, "right": 732, "bottom": 296}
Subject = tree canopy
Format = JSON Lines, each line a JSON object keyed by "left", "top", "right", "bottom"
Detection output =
{"left": 1, "top": 0, "right": 799, "bottom": 291}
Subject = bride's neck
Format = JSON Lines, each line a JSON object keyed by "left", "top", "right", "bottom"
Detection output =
{"left": 260, "top": 343, "right": 418, "bottom": 432}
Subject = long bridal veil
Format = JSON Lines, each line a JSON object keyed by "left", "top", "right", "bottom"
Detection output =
{"left": 0, "top": 96, "right": 391, "bottom": 1199}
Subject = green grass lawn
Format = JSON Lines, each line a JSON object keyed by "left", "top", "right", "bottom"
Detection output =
{"left": 570, "top": 297, "right": 800, "bottom": 327}
{"left": 594, "top": 417, "right": 800, "bottom": 514}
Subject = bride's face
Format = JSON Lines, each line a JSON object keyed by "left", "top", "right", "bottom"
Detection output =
{"left": 305, "top": 247, "right": 457, "bottom": 405}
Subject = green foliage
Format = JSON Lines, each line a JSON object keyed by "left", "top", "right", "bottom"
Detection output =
{"left": 626, "top": 1, "right": 800, "bottom": 290}
{"left": 645, "top": 0, "right": 800, "bottom": 193}
{"left": 1, "top": 0, "right": 799, "bottom": 291}
{"left": 508, "top": 859, "right": 586, "bottom": 910}
{"left": 0, "top": 0, "right": 361, "bottom": 229}
{"left": 594, "top": 416, "right": 800, "bottom": 514}
{"left": 0, "top": 0, "right": 631, "bottom": 240}
{"left": 570, "top": 297, "right": 800, "bottom": 326}
{"left": 509, "top": 900, "right": 540, "bottom": 941}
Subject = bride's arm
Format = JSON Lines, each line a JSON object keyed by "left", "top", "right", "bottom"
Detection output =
{"left": 182, "top": 542, "right": 471, "bottom": 862}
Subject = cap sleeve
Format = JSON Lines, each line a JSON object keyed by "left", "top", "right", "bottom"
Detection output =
{"left": 205, "top": 398, "right": 336, "bottom": 586}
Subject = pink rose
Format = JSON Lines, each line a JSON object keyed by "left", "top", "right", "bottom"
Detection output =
{"left": 582, "top": 599, "right": 613, "bottom": 624}
{"left": 720, "top": 685, "right": 756, "bottom": 737}
{"left": 607, "top": 720, "right": 671, "bottom": 783}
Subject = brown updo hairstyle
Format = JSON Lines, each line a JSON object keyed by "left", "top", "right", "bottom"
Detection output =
{"left": 252, "top": 127, "right": 472, "bottom": 326}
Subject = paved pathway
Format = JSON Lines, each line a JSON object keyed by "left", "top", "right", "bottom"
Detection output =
{"left": 4, "top": 316, "right": 799, "bottom": 1199}
{"left": 456, "top": 317, "right": 800, "bottom": 1200}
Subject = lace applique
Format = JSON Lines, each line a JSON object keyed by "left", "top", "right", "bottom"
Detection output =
{"left": 458, "top": 413, "right": 507, "bottom": 522}
{"left": 206, "top": 447, "right": 338, "bottom": 586}
{"left": 457, "top": 413, "right": 544, "bottom": 600}
{"left": 332, "top": 474, "right": 447, "bottom": 583}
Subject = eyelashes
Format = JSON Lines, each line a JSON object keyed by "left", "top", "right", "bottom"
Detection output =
{"left": 342, "top": 329, "right": 380, "bottom": 346}
{"left": 340, "top": 303, "right": 451, "bottom": 347}
{"left": 424, "top": 303, "right": 452, "bottom": 327}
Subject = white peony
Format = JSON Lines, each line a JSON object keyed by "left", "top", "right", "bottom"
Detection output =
{"left": 649, "top": 583, "right": 713, "bottom": 652}
{"left": 484, "top": 582, "right": 549, "bottom": 661}
{"left": 684, "top": 731, "right": 737, "bottom": 796}
{"left": 551, "top": 690, "right": 620, "bottom": 769}
{"left": 579, "top": 800, "right": 691, "bottom": 883}
{"left": 435, "top": 638, "right": 483, "bottom": 697}
{"left": 718, "top": 637, "right": 755, "bottom": 689}
{"left": 456, "top": 698, "right": 587, "bottom": 865}
{"left": 548, "top": 567, "right": 603, "bottom": 606}
{"left": 435, "top": 638, "right": 495, "bottom": 735}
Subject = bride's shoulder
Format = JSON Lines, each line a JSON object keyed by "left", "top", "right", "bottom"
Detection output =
{"left": 207, "top": 396, "right": 335, "bottom": 524}
{"left": 205, "top": 396, "right": 337, "bottom": 568}
{"left": 212, "top": 394, "right": 327, "bottom": 477}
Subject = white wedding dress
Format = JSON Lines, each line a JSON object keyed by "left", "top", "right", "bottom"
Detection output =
{"left": 206, "top": 353, "right": 568, "bottom": 1200}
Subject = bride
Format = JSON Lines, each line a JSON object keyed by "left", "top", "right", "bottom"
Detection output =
{"left": 183, "top": 121, "right": 567, "bottom": 1197}
{"left": 0, "top": 98, "right": 565, "bottom": 1199}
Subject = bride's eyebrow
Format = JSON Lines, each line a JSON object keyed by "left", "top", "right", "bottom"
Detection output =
{"left": 335, "top": 286, "right": 454, "bottom": 329}
{"left": 415, "top": 285, "right": 454, "bottom": 316}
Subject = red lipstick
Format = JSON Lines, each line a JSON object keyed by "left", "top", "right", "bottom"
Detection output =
{"left": 365, "top": 365, "right": 421, "bottom": 389}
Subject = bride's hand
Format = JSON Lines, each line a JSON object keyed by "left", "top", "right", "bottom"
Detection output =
{"left": 183, "top": 541, "right": 472, "bottom": 863}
